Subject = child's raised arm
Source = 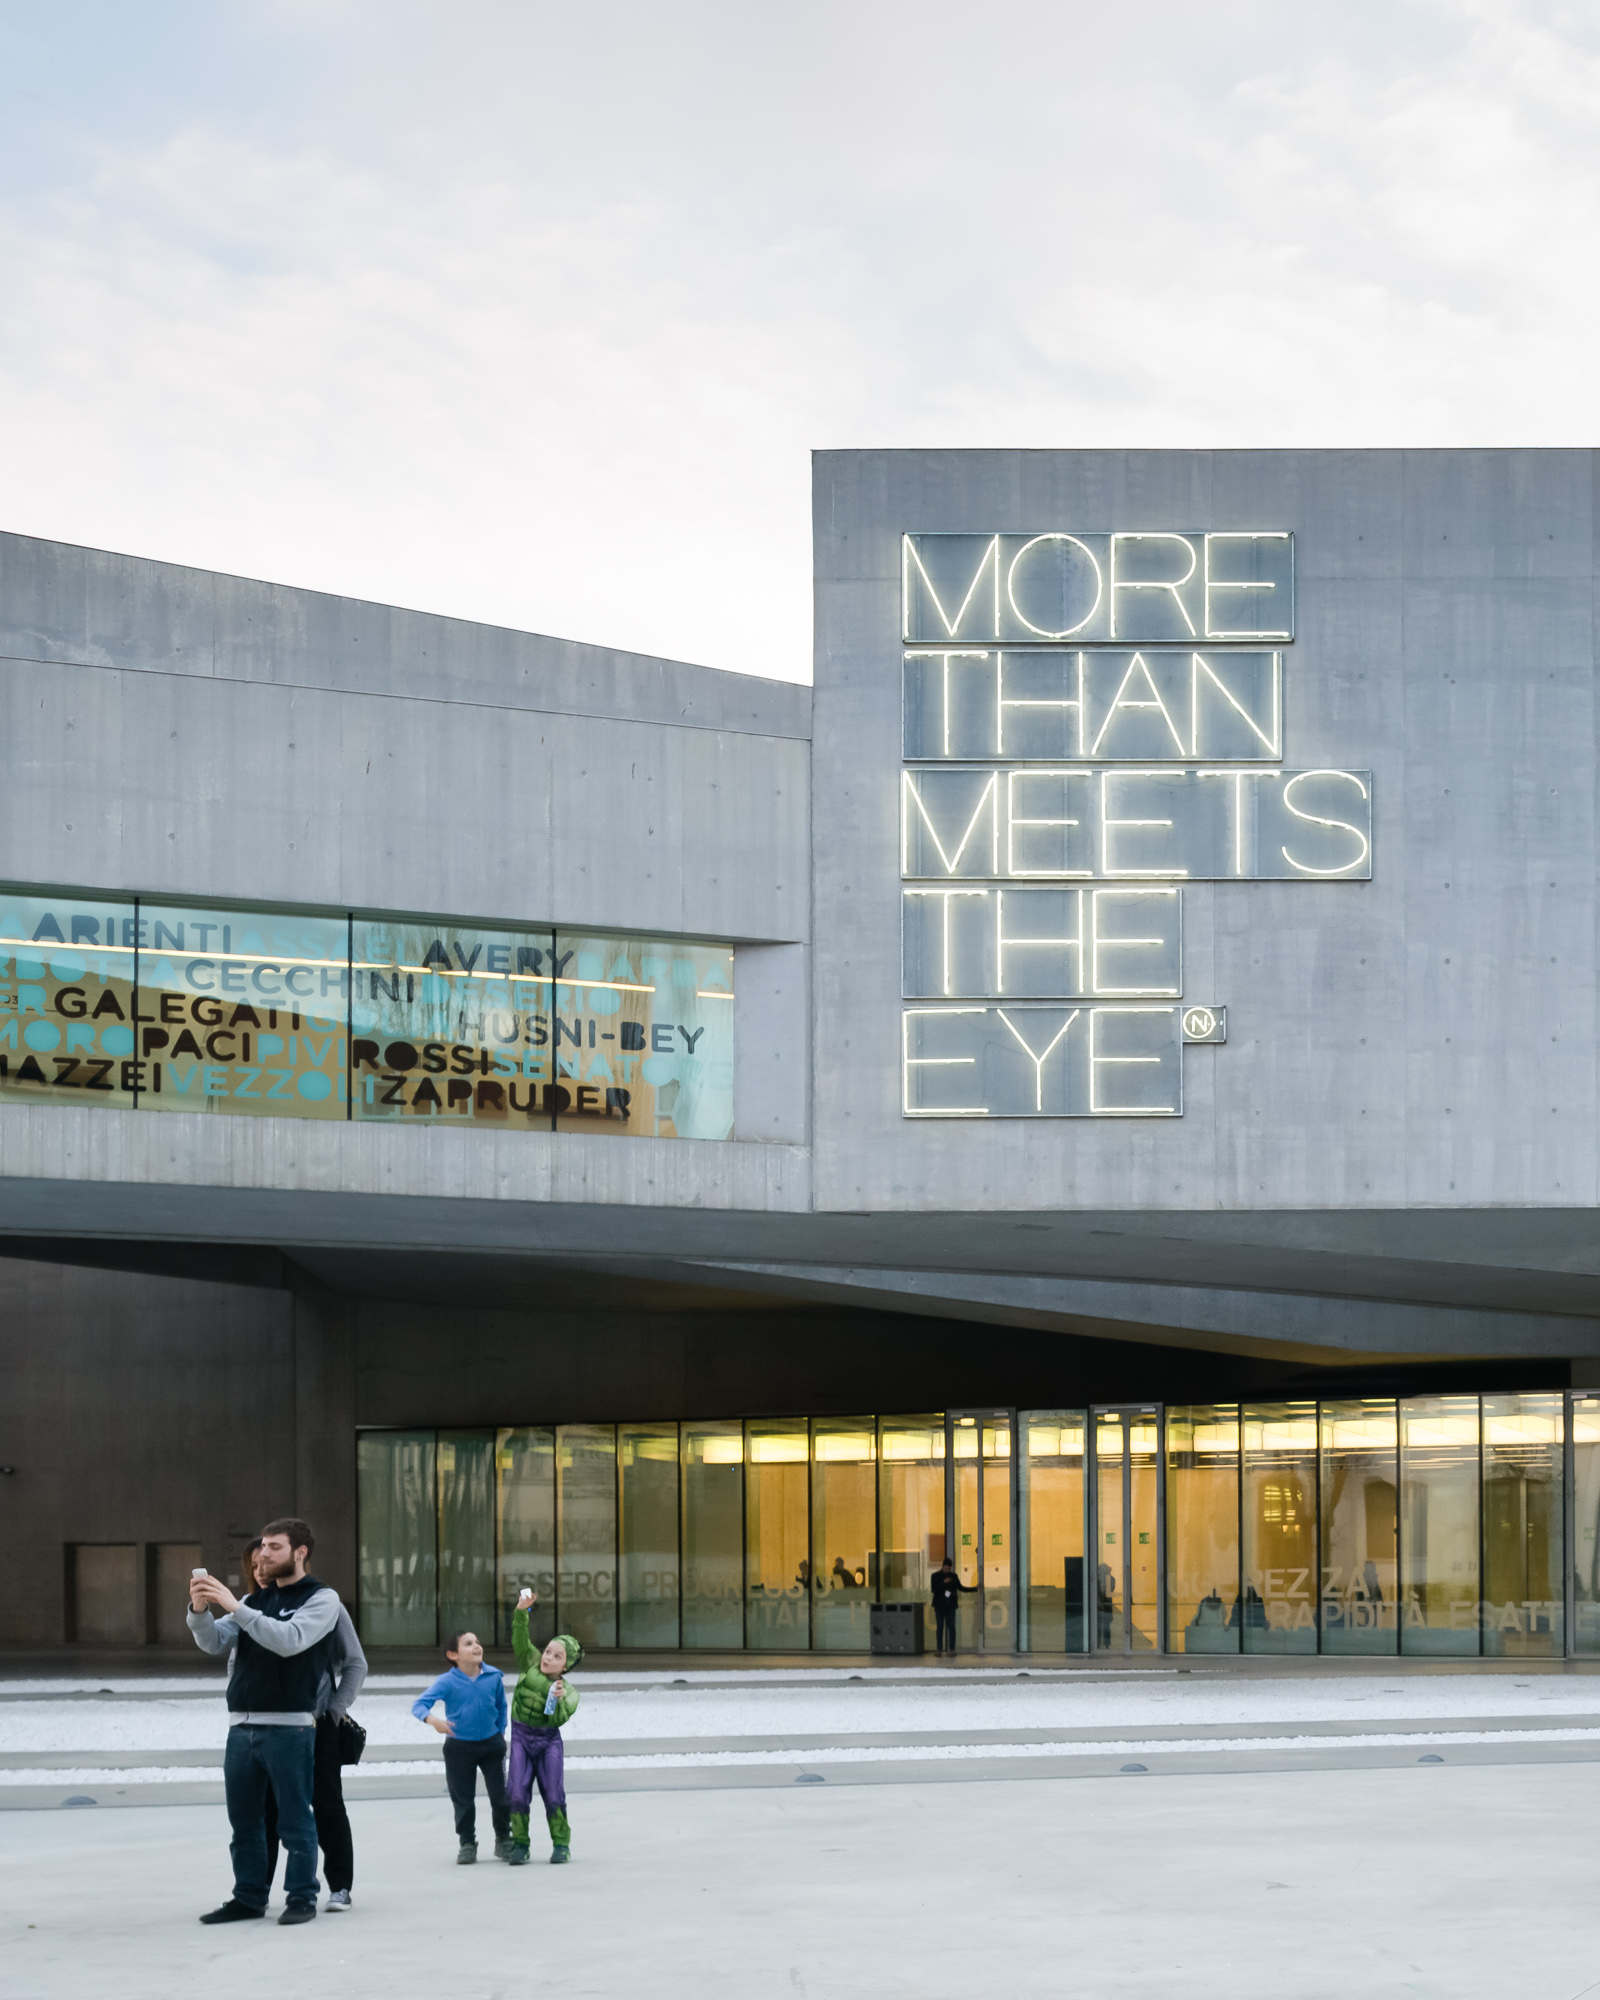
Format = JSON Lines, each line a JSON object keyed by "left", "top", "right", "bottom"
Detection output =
{"left": 511, "top": 1589, "right": 537, "bottom": 1670}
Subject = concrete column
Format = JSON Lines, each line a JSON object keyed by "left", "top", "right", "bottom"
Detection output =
{"left": 293, "top": 1293, "right": 358, "bottom": 1606}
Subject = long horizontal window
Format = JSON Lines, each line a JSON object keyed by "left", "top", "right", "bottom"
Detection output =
{"left": 0, "top": 887, "right": 734, "bottom": 1140}
{"left": 360, "top": 1392, "right": 1591, "bottom": 1656}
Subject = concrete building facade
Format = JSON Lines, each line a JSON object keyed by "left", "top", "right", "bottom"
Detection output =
{"left": 4, "top": 449, "right": 1599, "bottom": 1661}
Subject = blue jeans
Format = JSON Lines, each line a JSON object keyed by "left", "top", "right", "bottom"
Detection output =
{"left": 225, "top": 1724, "right": 319, "bottom": 1910}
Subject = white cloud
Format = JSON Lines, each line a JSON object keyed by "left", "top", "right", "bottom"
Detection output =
{"left": 0, "top": 2, "right": 1596, "bottom": 681}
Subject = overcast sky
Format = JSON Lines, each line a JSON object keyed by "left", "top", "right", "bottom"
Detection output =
{"left": 0, "top": 2, "right": 1595, "bottom": 680}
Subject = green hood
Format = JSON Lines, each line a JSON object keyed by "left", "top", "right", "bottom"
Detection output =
{"left": 550, "top": 1633, "right": 583, "bottom": 1671}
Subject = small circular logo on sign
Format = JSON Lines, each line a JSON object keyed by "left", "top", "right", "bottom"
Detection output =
{"left": 1183, "top": 1007, "right": 1216, "bottom": 1039}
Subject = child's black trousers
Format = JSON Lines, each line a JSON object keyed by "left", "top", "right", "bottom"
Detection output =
{"left": 442, "top": 1733, "right": 511, "bottom": 1844}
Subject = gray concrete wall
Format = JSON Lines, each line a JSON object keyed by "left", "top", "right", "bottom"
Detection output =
{"left": 0, "top": 531, "right": 810, "bottom": 946}
{"left": 811, "top": 448, "right": 1600, "bottom": 1214}
{"left": 0, "top": 1257, "right": 298, "bottom": 1646}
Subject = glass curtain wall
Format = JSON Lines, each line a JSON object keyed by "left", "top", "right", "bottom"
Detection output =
{"left": 745, "top": 1418, "right": 809, "bottom": 1649}
{"left": 812, "top": 1418, "right": 876, "bottom": 1650}
{"left": 1241, "top": 1403, "right": 1318, "bottom": 1652}
{"left": 1575, "top": 1395, "right": 1600, "bottom": 1654}
{"left": 983, "top": 1418, "right": 1015, "bottom": 1649}
{"left": 1482, "top": 1393, "right": 1562, "bottom": 1656}
{"left": 0, "top": 882, "right": 737, "bottom": 1142}
{"left": 1319, "top": 1401, "right": 1398, "bottom": 1654}
{"left": 1167, "top": 1406, "right": 1240, "bottom": 1654}
{"left": 0, "top": 890, "right": 138, "bottom": 1108}
{"left": 878, "top": 1415, "right": 945, "bottom": 1647}
{"left": 1400, "top": 1397, "right": 1481, "bottom": 1655}
{"left": 496, "top": 1427, "right": 556, "bottom": 1648}
{"left": 356, "top": 1395, "right": 1577, "bottom": 1655}
{"left": 619, "top": 1423, "right": 680, "bottom": 1647}
{"left": 438, "top": 1431, "right": 496, "bottom": 1645}
{"left": 558, "top": 1424, "right": 618, "bottom": 1652}
{"left": 1020, "top": 1413, "right": 1086, "bottom": 1653}
{"left": 357, "top": 1431, "right": 437, "bottom": 1645}
{"left": 682, "top": 1422, "right": 744, "bottom": 1648}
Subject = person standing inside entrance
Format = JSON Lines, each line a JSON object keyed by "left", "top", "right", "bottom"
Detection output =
{"left": 188, "top": 1517, "right": 343, "bottom": 1926}
{"left": 930, "top": 1555, "right": 976, "bottom": 1654}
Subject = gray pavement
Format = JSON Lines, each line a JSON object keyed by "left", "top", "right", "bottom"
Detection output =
{"left": 4, "top": 1758, "right": 1598, "bottom": 1998}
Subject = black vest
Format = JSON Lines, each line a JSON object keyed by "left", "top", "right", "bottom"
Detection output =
{"left": 227, "top": 1573, "right": 335, "bottom": 1717}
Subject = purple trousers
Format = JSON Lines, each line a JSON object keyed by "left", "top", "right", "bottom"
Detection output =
{"left": 508, "top": 1721, "right": 565, "bottom": 1815}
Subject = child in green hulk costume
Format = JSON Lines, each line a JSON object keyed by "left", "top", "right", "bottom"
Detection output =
{"left": 506, "top": 1586, "right": 581, "bottom": 1865}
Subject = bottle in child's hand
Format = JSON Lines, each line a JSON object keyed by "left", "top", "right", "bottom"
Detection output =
{"left": 543, "top": 1683, "right": 559, "bottom": 1718}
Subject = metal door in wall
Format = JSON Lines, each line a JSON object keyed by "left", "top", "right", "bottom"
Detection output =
{"left": 1090, "top": 1407, "right": 1163, "bottom": 1653}
{"left": 950, "top": 1411, "right": 1016, "bottom": 1650}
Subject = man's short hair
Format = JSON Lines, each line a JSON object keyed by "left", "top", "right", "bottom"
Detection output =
{"left": 260, "top": 1516, "right": 315, "bottom": 1558}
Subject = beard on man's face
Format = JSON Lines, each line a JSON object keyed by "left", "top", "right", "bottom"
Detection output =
{"left": 257, "top": 1551, "right": 297, "bottom": 1584}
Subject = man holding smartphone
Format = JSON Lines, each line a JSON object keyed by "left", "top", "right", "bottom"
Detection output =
{"left": 187, "top": 1518, "right": 342, "bottom": 1926}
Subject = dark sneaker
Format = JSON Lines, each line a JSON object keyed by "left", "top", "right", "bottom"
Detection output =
{"left": 199, "top": 1900, "right": 265, "bottom": 1925}
{"left": 278, "top": 1903, "right": 317, "bottom": 1926}
{"left": 326, "top": 1890, "right": 352, "bottom": 1910}
{"left": 493, "top": 1839, "right": 516, "bottom": 1861}
{"left": 507, "top": 1845, "right": 531, "bottom": 1866}
{"left": 457, "top": 1841, "right": 478, "bottom": 1865}
{"left": 550, "top": 1845, "right": 570, "bottom": 1865}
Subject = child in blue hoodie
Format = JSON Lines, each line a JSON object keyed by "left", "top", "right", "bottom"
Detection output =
{"left": 412, "top": 1629, "right": 511, "bottom": 1863}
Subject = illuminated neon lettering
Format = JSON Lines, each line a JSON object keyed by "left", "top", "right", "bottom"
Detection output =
{"left": 1204, "top": 532, "right": 1292, "bottom": 639}
{"left": 1089, "top": 1006, "right": 1179, "bottom": 1115}
{"left": 1099, "top": 772, "right": 1186, "bottom": 878}
{"left": 997, "top": 1006, "right": 1079, "bottom": 1111}
{"left": 1090, "top": 889, "right": 1180, "bottom": 997}
{"left": 902, "top": 1006, "right": 988, "bottom": 1117}
{"left": 1089, "top": 653, "right": 1187, "bottom": 757}
{"left": 901, "top": 770, "right": 1000, "bottom": 876}
{"left": 905, "top": 887, "right": 988, "bottom": 996}
{"left": 1191, "top": 651, "right": 1281, "bottom": 757}
{"left": 1109, "top": 534, "right": 1197, "bottom": 639}
{"left": 1280, "top": 770, "right": 1371, "bottom": 875}
{"left": 903, "top": 536, "right": 1000, "bottom": 641}
{"left": 1005, "top": 535, "right": 1103, "bottom": 639}
{"left": 1005, "top": 770, "right": 1091, "bottom": 877}
{"left": 995, "top": 889, "right": 1082, "bottom": 995}
{"left": 997, "top": 651, "right": 1081, "bottom": 757}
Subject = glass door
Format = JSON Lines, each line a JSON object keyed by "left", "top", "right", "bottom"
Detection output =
{"left": 1092, "top": 1407, "right": 1162, "bottom": 1653}
{"left": 950, "top": 1411, "right": 1015, "bottom": 1650}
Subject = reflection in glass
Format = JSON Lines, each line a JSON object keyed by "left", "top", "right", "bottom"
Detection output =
{"left": 438, "top": 1431, "right": 496, "bottom": 1647}
{"left": 878, "top": 1415, "right": 945, "bottom": 1650}
{"left": 139, "top": 901, "right": 348, "bottom": 1118}
{"left": 1095, "top": 1418, "right": 1125, "bottom": 1651}
{"left": 496, "top": 1427, "right": 555, "bottom": 1648}
{"left": 357, "top": 1430, "right": 437, "bottom": 1646}
{"left": 1242, "top": 1403, "right": 1317, "bottom": 1653}
{"left": 552, "top": 933, "right": 734, "bottom": 1139}
{"left": 1127, "top": 1417, "right": 1159, "bottom": 1652}
{"left": 1167, "top": 1407, "right": 1239, "bottom": 1654}
{"left": 620, "top": 1423, "right": 680, "bottom": 1647}
{"left": 682, "top": 1422, "right": 743, "bottom": 1648}
{"left": 812, "top": 1418, "right": 876, "bottom": 1650}
{"left": 745, "top": 1419, "right": 809, "bottom": 1650}
{"left": 0, "top": 890, "right": 140, "bottom": 1109}
{"left": 1319, "top": 1401, "right": 1397, "bottom": 1655}
{"left": 1400, "top": 1397, "right": 1481, "bottom": 1656}
{"left": 1020, "top": 1413, "right": 1086, "bottom": 1653}
{"left": 1482, "top": 1393, "right": 1563, "bottom": 1657}
{"left": 557, "top": 1424, "right": 617, "bottom": 1651}
{"left": 351, "top": 918, "right": 554, "bottom": 1128}
{"left": 1574, "top": 1398, "right": 1600, "bottom": 1654}
{"left": 954, "top": 1419, "right": 982, "bottom": 1649}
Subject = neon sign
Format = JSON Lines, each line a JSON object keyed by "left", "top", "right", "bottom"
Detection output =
{"left": 899, "top": 528, "right": 1368, "bottom": 1118}
{"left": 904, "top": 533, "right": 1294, "bottom": 645}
